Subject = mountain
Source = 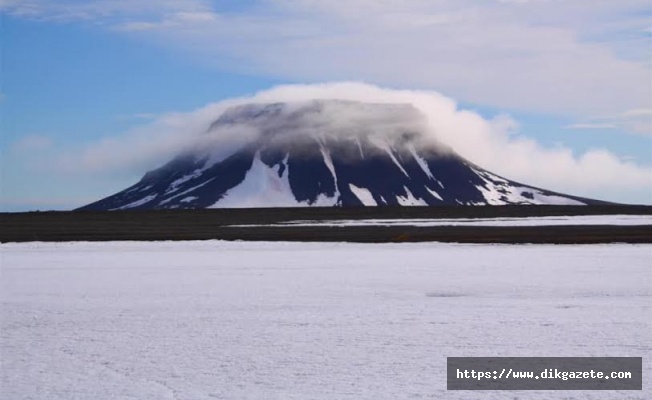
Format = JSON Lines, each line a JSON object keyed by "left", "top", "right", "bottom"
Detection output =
{"left": 79, "top": 100, "right": 605, "bottom": 210}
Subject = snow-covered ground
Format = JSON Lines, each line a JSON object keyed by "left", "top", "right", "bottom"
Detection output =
{"left": 1, "top": 241, "right": 650, "bottom": 399}
{"left": 233, "top": 214, "right": 652, "bottom": 227}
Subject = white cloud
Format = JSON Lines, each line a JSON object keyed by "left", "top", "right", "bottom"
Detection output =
{"left": 14, "top": 82, "right": 648, "bottom": 204}
{"left": 54, "top": 100, "right": 241, "bottom": 174}
{"left": 567, "top": 109, "right": 652, "bottom": 136}
{"left": 10, "top": 134, "right": 53, "bottom": 151}
{"left": 3, "top": 2, "right": 650, "bottom": 205}
{"left": 0, "top": 0, "right": 211, "bottom": 22}
{"left": 2, "top": 0, "right": 650, "bottom": 120}
{"left": 566, "top": 123, "right": 618, "bottom": 130}
{"left": 132, "top": 113, "right": 158, "bottom": 120}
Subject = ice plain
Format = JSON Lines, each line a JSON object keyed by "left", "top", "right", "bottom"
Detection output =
{"left": 235, "top": 214, "right": 652, "bottom": 227}
{"left": 1, "top": 241, "right": 650, "bottom": 399}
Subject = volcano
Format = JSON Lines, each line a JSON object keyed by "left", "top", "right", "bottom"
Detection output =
{"left": 79, "top": 100, "right": 604, "bottom": 210}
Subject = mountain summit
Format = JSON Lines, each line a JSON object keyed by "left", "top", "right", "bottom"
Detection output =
{"left": 80, "top": 100, "right": 603, "bottom": 210}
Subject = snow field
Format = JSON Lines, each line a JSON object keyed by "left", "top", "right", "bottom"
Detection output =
{"left": 232, "top": 214, "right": 652, "bottom": 227}
{"left": 1, "top": 241, "right": 650, "bottom": 399}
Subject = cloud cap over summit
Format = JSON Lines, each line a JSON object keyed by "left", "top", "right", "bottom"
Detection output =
{"left": 80, "top": 99, "right": 608, "bottom": 210}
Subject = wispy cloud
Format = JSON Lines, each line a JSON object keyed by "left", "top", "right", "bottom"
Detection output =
{"left": 115, "top": 113, "right": 160, "bottom": 121}
{"left": 10, "top": 134, "right": 54, "bottom": 151}
{"left": 0, "top": 0, "right": 211, "bottom": 22}
{"left": 567, "top": 109, "right": 652, "bottom": 135}
{"left": 133, "top": 112, "right": 159, "bottom": 120}
{"left": 566, "top": 123, "right": 618, "bottom": 130}
{"left": 8, "top": 82, "right": 649, "bottom": 203}
{"left": 2, "top": 0, "right": 650, "bottom": 118}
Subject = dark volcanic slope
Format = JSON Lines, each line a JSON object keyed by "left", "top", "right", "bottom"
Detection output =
{"left": 2, "top": 206, "right": 650, "bottom": 244}
{"left": 79, "top": 101, "right": 609, "bottom": 210}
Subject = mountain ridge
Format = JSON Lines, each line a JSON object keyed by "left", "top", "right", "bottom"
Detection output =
{"left": 79, "top": 100, "right": 608, "bottom": 210}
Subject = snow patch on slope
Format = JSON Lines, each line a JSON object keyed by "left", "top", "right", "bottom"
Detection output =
{"left": 212, "top": 153, "right": 303, "bottom": 208}
{"left": 165, "top": 169, "right": 203, "bottom": 194}
{"left": 320, "top": 144, "right": 341, "bottom": 201}
{"left": 408, "top": 144, "right": 434, "bottom": 180}
{"left": 112, "top": 194, "right": 157, "bottom": 210}
{"left": 212, "top": 152, "right": 338, "bottom": 208}
{"left": 368, "top": 136, "right": 409, "bottom": 177}
{"left": 426, "top": 187, "right": 443, "bottom": 201}
{"left": 397, "top": 187, "right": 427, "bottom": 206}
{"left": 472, "top": 168, "right": 584, "bottom": 206}
{"left": 353, "top": 137, "right": 365, "bottom": 159}
{"left": 159, "top": 178, "right": 216, "bottom": 205}
{"left": 528, "top": 192, "right": 585, "bottom": 205}
{"left": 349, "top": 184, "right": 377, "bottom": 206}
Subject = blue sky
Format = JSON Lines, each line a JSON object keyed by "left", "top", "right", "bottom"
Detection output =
{"left": 1, "top": 0, "right": 651, "bottom": 210}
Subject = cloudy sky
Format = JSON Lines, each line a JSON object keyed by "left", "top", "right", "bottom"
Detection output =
{"left": 1, "top": 0, "right": 651, "bottom": 210}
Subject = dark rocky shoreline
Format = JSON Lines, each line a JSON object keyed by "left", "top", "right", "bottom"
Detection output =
{"left": 1, "top": 205, "right": 651, "bottom": 244}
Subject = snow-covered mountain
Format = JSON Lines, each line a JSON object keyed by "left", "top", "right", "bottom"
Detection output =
{"left": 79, "top": 100, "right": 604, "bottom": 210}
